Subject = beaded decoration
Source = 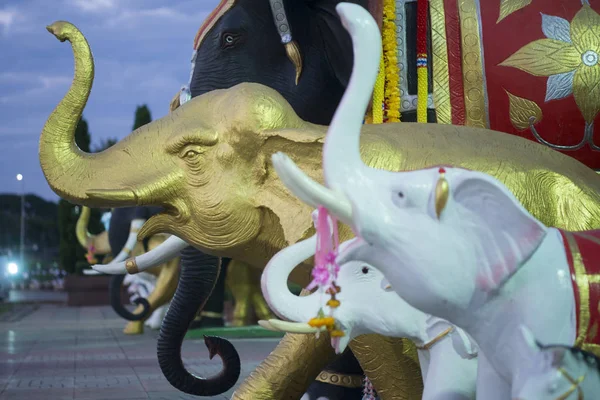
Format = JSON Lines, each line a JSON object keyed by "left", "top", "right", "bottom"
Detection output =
{"left": 417, "top": 0, "right": 429, "bottom": 123}
{"left": 362, "top": 376, "right": 377, "bottom": 400}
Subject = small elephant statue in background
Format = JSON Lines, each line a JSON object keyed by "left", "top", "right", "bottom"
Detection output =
{"left": 512, "top": 326, "right": 600, "bottom": 400}
{"left": 261, "top": 212, "right": 478, "bottom": 400}
{"left": 76, "top": 205, "right": 179, "bottom": 335}
{"left": 272, "top": 4, "right": 600, "bottom": 399}
{"left": 123, "top": 272, "right": 168, "bottom": 330}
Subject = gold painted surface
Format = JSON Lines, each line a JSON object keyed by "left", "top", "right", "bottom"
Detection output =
{"left": 458, "top": 0, "right": 487, "bottom": 128}
{"left": 506, "top": 91, "right": 542, "bottom": 130}
{"left": 565, "top": 232, "right": 600, "bottom": 357}
{"left": 500, "top": 5, "right": 600, "bottom": 123}
{"left": 226, "top": 259, "right": 274, "bottom": 326}
{"left": 497, "top": 0, "right": 532, "bottom": 23}
{"left": 40, "top": 21, "right": 600, "bottom": 399}
{"left": 75, "top": 206, "right": 111, "bottom": 256}
{"left": 350, "top": 335, "right": 423, "bottom": 400}
{"left": 430, "top": 0, "right": 452, "bottom": 124}
{"left": 434, "top": 172, "right": 449, "bottom": 219}
{"left": 232, "top": 321, "right": 337, "bottom": 399}
{"left": 315, "top": 371, "right": 363, "bottom": 388}
{"left": 75, "top": 206, "right": 91, "bottom": 248}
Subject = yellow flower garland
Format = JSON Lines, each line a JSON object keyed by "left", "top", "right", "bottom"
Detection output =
{"left": 382, "top": 0, "right": 401, "bottom": 123}
{"left": 368, "top": 0, "right": 401, "bottom": 124}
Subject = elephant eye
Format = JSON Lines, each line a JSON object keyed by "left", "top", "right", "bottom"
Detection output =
{"left": 397, "top": 192, "right": 404, "bottom": 198}
{"left": 184, "top": 149, "right": 199, "bottom": 159}
{"left": 221, "top": 32, "right": 239, "bottom": 48}
{"left": 361, "top": 266, "right": 369, "bottom": 274}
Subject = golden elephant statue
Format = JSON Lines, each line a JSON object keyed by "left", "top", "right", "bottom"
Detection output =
{"left": 39, "top": 21, "right": 600, "bottom": 399}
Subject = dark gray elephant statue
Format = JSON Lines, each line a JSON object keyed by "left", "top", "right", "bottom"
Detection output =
{"left": 174, "top": 0, "right": 370, "bottom": 398}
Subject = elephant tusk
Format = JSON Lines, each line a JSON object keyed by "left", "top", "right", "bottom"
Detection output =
{"left": 257, "top": 320, "right": 279, "bottom": 332}
{"left": 83, "top": 269, "right": 102, "bottom": 275}
{"left": 267, "top": 319, "right": 324, "bottom": 334}
{"left": 272, "top": 152, "right": 353, "bottom": 225}
{"left": 92, "top": 235, "right": 188, "bottom": 275}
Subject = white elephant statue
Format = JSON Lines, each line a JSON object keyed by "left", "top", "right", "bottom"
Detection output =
{"left": 512, "top": 326, "right": 600, "bottom": 399}
{"left": 270, "top": 3, "right": 600, "bottom": 399}
{"left": 261, "top": 214, "right": 478, "bottom": 400}
{"left": 123, "top": 272, "right": 168, "bottom": 330}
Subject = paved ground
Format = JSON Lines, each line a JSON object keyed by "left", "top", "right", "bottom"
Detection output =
{"left": 0, "top": 301, "right": 280, "bottom": 399}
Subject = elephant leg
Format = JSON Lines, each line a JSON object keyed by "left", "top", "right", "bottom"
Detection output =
{"left": 248, "top": 267, "right": 274, "bottom": 321}
{"left": 350, "top": 335, "right": 424, "bottom": 399}
{"left": 226, "top": 259, "right": 254, "bottom": 326}
{"left": 232, "top": 331, "right": 337, "bottom": 399}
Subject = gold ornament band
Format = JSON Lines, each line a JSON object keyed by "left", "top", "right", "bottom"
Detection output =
{"left": 435, "top": 168, "right": 449, "bottom": 219}
{"left": 315, "top": 371, "right": 364, "bottom": 388}
{"left": 125, "top": 258, "right": 139, "bottom": 274}
{"left": 200, "top": 311, "right": 223, "bottom": 319}
{"left": 416, "top": 327, "right": 454, "bottom": 350}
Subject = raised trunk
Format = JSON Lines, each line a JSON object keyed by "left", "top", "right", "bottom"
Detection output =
{"left": 322, "top": 5, "right": 381, "bottom": 190}
{"left": 157, "top": 246, "right": 240, "bottom": 396}
{"left": 40, "top": 22, "right": 163, "bottom": 208}
{"left": 261, "top": 236, "right": 320, "bottom": 322}
{"left": 109, "top": 274, "right": 151, "bottom": 321}
{"left": 75, "top": 206, "right": 91, "bottom": 248}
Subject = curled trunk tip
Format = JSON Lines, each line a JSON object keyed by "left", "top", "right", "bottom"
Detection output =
{"left": 109, "top": 274, "right": 151, "bottom": 321}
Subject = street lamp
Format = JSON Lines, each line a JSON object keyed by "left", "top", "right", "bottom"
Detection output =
{"left": 16, "top": 174, "right": 24, "bottom": 272}
{"left": 7, "top": 262, "right": 18, "bottom": 275}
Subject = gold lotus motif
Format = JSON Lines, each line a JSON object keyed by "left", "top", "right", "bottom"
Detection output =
{"left": 500, "top": 4, "right": 600, "bottom": 124}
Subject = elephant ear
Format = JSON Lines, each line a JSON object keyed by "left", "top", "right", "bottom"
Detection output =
{"left": 308, "top": 0, "right": 371, "bottom": 87}
{"left": 450, "top": 172, "right": 547, "bottom": 292}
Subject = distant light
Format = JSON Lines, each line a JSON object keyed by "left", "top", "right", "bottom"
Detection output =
{"left": 7, "top": 262, "right": 18, "bottom": 275}
{"left": 16, "top": 174, "right": 23, "bottom": 181}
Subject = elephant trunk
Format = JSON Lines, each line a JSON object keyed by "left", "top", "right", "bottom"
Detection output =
{"left": 75, "top": 206, "right": 91, "bottom": 248}
{"left": 157, "top": 246, "right": 240, "bottom": 396}
{"left": 261, "top": 235, "right": 321, "bottom": 322}
{"left": 109, "top": 275, "right": 151, "bottom": 321}
{"left": 40, "top": 21, "right": 172, "bottom": 208}
{"left": 323, "top": 5, "right": 380, "bottom": 193}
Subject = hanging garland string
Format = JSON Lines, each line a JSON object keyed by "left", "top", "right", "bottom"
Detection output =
{"left": 382, "top": 0, "right": 401, "bottom": 122}
{"left": 416, "top": 0, "right": 429, "bottom": 123}
{"left": 366, "top": 0, "right": 400, "bottom": 124}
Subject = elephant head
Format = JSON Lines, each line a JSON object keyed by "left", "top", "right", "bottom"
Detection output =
{"left": 261, "top": 230, "right": 428, "bottom": 354}
{"left": 269, "top": 3, "right": 555, "bottom": 320}
{"left": 179, "top": 0, "right": 368, "bottom": 125}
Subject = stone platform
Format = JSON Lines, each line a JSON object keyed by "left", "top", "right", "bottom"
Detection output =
{"left": 0, "top": 303, "right": 279, "bottom": 399}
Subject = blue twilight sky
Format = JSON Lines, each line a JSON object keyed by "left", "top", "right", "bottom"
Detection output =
{"left": 0, "top": 0, "right": 219, "bottom": 202}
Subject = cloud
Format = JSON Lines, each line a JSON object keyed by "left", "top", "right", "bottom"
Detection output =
{"left": 105, "top": 6, "right": 200, "bottom": 29}
{"left": 0, "top": 73, "right": 71, "bottom": 104}
{"left": 69, "top": 0, "right": 116, "bottom": 13}
{"left": 0, "top": 8, "right": 18, "bottom": 35}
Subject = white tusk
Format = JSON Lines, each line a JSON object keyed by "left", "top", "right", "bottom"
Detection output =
{"left": 83, "top": 269, "right": 101, "bottom": 275}
{"left": 258, "top": 320, "right": 279, "bottom": 332}
{"left": 267, "top": 319, "right": 324, "bottom": 334}
{"left": 92, "top": 235, "right": 188, "bottom": 274}
{"left": 272, "top": 152, "right": 353, "bottom": 225}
